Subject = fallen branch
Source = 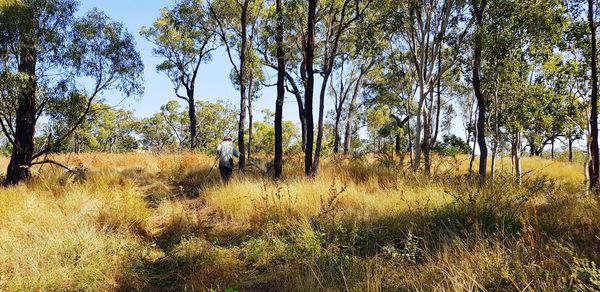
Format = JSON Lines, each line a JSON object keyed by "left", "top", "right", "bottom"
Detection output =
{"left": 29, "top": 159, "right": 74, "bottom": 172}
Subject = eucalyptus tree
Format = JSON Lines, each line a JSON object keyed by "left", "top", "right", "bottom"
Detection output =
{"left": 0, "top": 2, "right": 143, "bottom": 184}
{"left": 343, "top": 59, "right": 374, "bottom": 155}
{"left": 160, "top": 100, "right": 190, "bottom": 148}
{"left": 155, "top": 99, "right": 238, "bottom": 151}
{"left": 141, "top": 0, "right": 216, "bottom": 150}
{"left": 362, "top": 50, "right": 416, "bottom": 158}
{"left": 392, "top": 0, "right": 469, "bottom": 175}
{"left": 529, "top": 55, "right": 585, "bottom": 160}
{"left": 311, "top": 0, "right": 375, "bottom": 175}
{"left": 587, "top": 0, "right": 599, "bottom": 191}
{"left": 563, "top": 0, "right": 597, "bottom": 188}
{"left": 138, "top": 113, "right": 176, "bottom": 152}
{"left": 274, "top": 0, "right": 285, "bottom": 178}
{"left": 329, "top": 55, "right": 376, "bottom": 154}
{"left": 471, "top": 0, "right": 488, "bottom": 180}
{"left": 304, "top": 0, "right": 317, "bottom": 175}
{"left": 337, "top": 4, "right": 389, "bottom": 155}
{"left": 58, "top": 103, "right": 140, "bottom": 153}
{"left": 478, "top": 0, "right": 566, "bottom": 183}
{"left": 195, "top": 100, "right": 238, "bottom": 150}
{"left": 209, "top": 0, "right": 265, "bottom": 169}
{"left": 257, "top": 0, "right": 309, "bottom": 154}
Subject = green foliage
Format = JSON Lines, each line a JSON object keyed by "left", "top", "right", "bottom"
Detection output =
{"left": 140, "top": 0, "right": 216, "bottom": 91}
{"left": 252, "top": 120, "right": 300, "bottom": 154}
{"left": 0, "top": 0, "right": 143, "bottom": 163}
{"left": 432, "top": 134, "right": 471, "bottom": 156}
{"left": 571, "top": 256, "right": 600, "bottom": 291}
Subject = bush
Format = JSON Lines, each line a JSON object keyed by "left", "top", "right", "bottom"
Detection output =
{"left": 433, "top": 134, "right": 471, "bottom": 156}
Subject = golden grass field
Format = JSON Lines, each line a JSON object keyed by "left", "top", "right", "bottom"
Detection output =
{"left": 0, "top": 152, "right": 597, "bottom": 291}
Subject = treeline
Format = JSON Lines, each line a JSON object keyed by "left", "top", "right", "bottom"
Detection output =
{"left": 137, "top": 0, "right": 596, "bottom": 184}
{"left": 0, "top": 99, "right": 302, "bottom": 155}
{"left": 0, "top": 0, "right": 599, "bottom": 188}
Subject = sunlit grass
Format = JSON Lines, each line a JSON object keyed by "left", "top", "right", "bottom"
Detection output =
{"left": 0, "top": 152, "right": 597, "bottom": 290}
{"left": 0, "top": 176, "right": 151, "bottom": 290}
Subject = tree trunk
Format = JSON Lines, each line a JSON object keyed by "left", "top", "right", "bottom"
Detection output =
{"left": 491, "top": 77, "right": 499, "bottom": 180}
{"left": 413, "top": 87, "right": 426, "bottom": 172}
{"left": 344, "top": 76, "right": 362, "bottom": 155}
{"left": 472, "top": 1, "right": 488, "bottom": 182}
{"left": 469, "top": 123, "right": 477, "bottom": 177}
{"left": 187, "top": 95, "right": 197, "bottom": 150}
{"left": 589, "top": 0, "right": 599, "bottom": 192}
{"left": 75, "top": 134, "right": 81, "bottom": 154}
{"left": 304, "top": 0, "right": 317, "bottom": 176}
{"left": 247, "top": 77, "right": 254, "bottom": 161}
{"left": 312, "top": 58, "right": 332, "bottom": 176}
{"left": 299, "top": 107, "right": 307, "bottom": 153}
{"left": 491, "top": 144, "right": 497, "bottom": 180}
{"left": 569, "top": 139, "right": 574, "bottom": 162}
{"left": 395, "top": 135, "right": 401, "bottom": 158}
{"left": 237, "top": 0, "right": 249, "bottom": 170}
{"left": 423, "top": 94, "right": 433, "bottom": 175}
{"left": 6, "top": 44, "right": 37, "bottom": 185}
{"left": 274, "top": 0, "right": 284, "bottom": 179}
{"left": 333, "top": 114, "right": 341, "bottom": 154}
{"left": 551, "top": 138, "right": 555, "bottom": 160}
{"left": 432, "top": 55, "right": 442, "bottom": 146}
{"left": 286, "top": 74, "right": 307, "bottom": 153}
{"left": 424, "top": 82, "right": 438, "bottom": 175}
{"left": 513, "top": 131, "right": 523, "bottom": 185}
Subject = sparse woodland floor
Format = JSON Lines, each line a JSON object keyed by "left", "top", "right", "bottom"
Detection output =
{"left": 0, "top": 153, "right": 598, "bottom": 291}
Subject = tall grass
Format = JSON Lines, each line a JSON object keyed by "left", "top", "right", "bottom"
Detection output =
{"left": 0, "top": 152, "right": 597, "bottom": 290}
{"left": 0, "top": 174, "right": 151, "bottom": 290}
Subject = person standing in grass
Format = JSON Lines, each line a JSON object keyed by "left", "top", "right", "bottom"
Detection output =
{"left": 217, "top": 136, "right": 241, "bottom": 183}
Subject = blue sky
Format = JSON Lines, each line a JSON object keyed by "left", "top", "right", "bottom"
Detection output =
{"left": 78, "top": 0, "right": 298, "bottom": 124}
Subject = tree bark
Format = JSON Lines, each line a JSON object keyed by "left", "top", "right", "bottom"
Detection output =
{"left": 237, "top": 0, "right": 249, "bottom": 170}
{"left": 74, "top": 134, "right": 82, "bottom": 154}
{"left": 424, "top": 89, "right": 434, "bottom": 175}
{"left": 589, "top": 0, "right": 599, "bottom": 192}
{"left": 413, "top": 83, "right": 426, "bottom": 172}
{"left": 187, "top": 94, "right": 197, "bottom": 150}
{"left": 512, "top": 131, "right": 523, "bottom": 185}
{"left": 569, "top": 138, "right": 574, "bottom": 162}
{"left": 274, "top": 0, "right": 284, "bottom": 179}
{"left": 343, "top": 96, "right": 355, "bottom": 155}
{"left": 491, "top": 144, "right": 497, "bottom": 180}
{"left": 333, "top": 115, "right": 341, "bottom": 153}
{"left": 432, "top": 55, "right": 443, "bottom": 146}
{"left": 332, "top": 59, "right": 346, "bottom": 154}
{"left": 468, "top": 110, "right": 477, "bottom": 177}
{"left": 299, "top": 110, "right": 307, "bottom": 152}
{"left": 472, "top": 0, "right": 488, "bottom": 182}
{"left": 6, "top": 41, "right": 37, "bottom": 185}
{"left": 312, "top": 50, "right": 331, "bottom": 176}
{"left": 395, "top": 135, "right": 402, "bottom": 158}
{"left": 247, "top": 77, "right": 254, "bottom": 161}
{"left": 304, "top": 0, "right": 317, "bottom": 176}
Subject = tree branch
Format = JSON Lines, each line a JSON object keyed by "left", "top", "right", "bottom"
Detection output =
{"left": 29, "top": 159, "right": 73, "bottom": 172}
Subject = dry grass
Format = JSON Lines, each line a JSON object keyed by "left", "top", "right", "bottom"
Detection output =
{"left": 0, "top": 152, "right": 598, "bottom": 291}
